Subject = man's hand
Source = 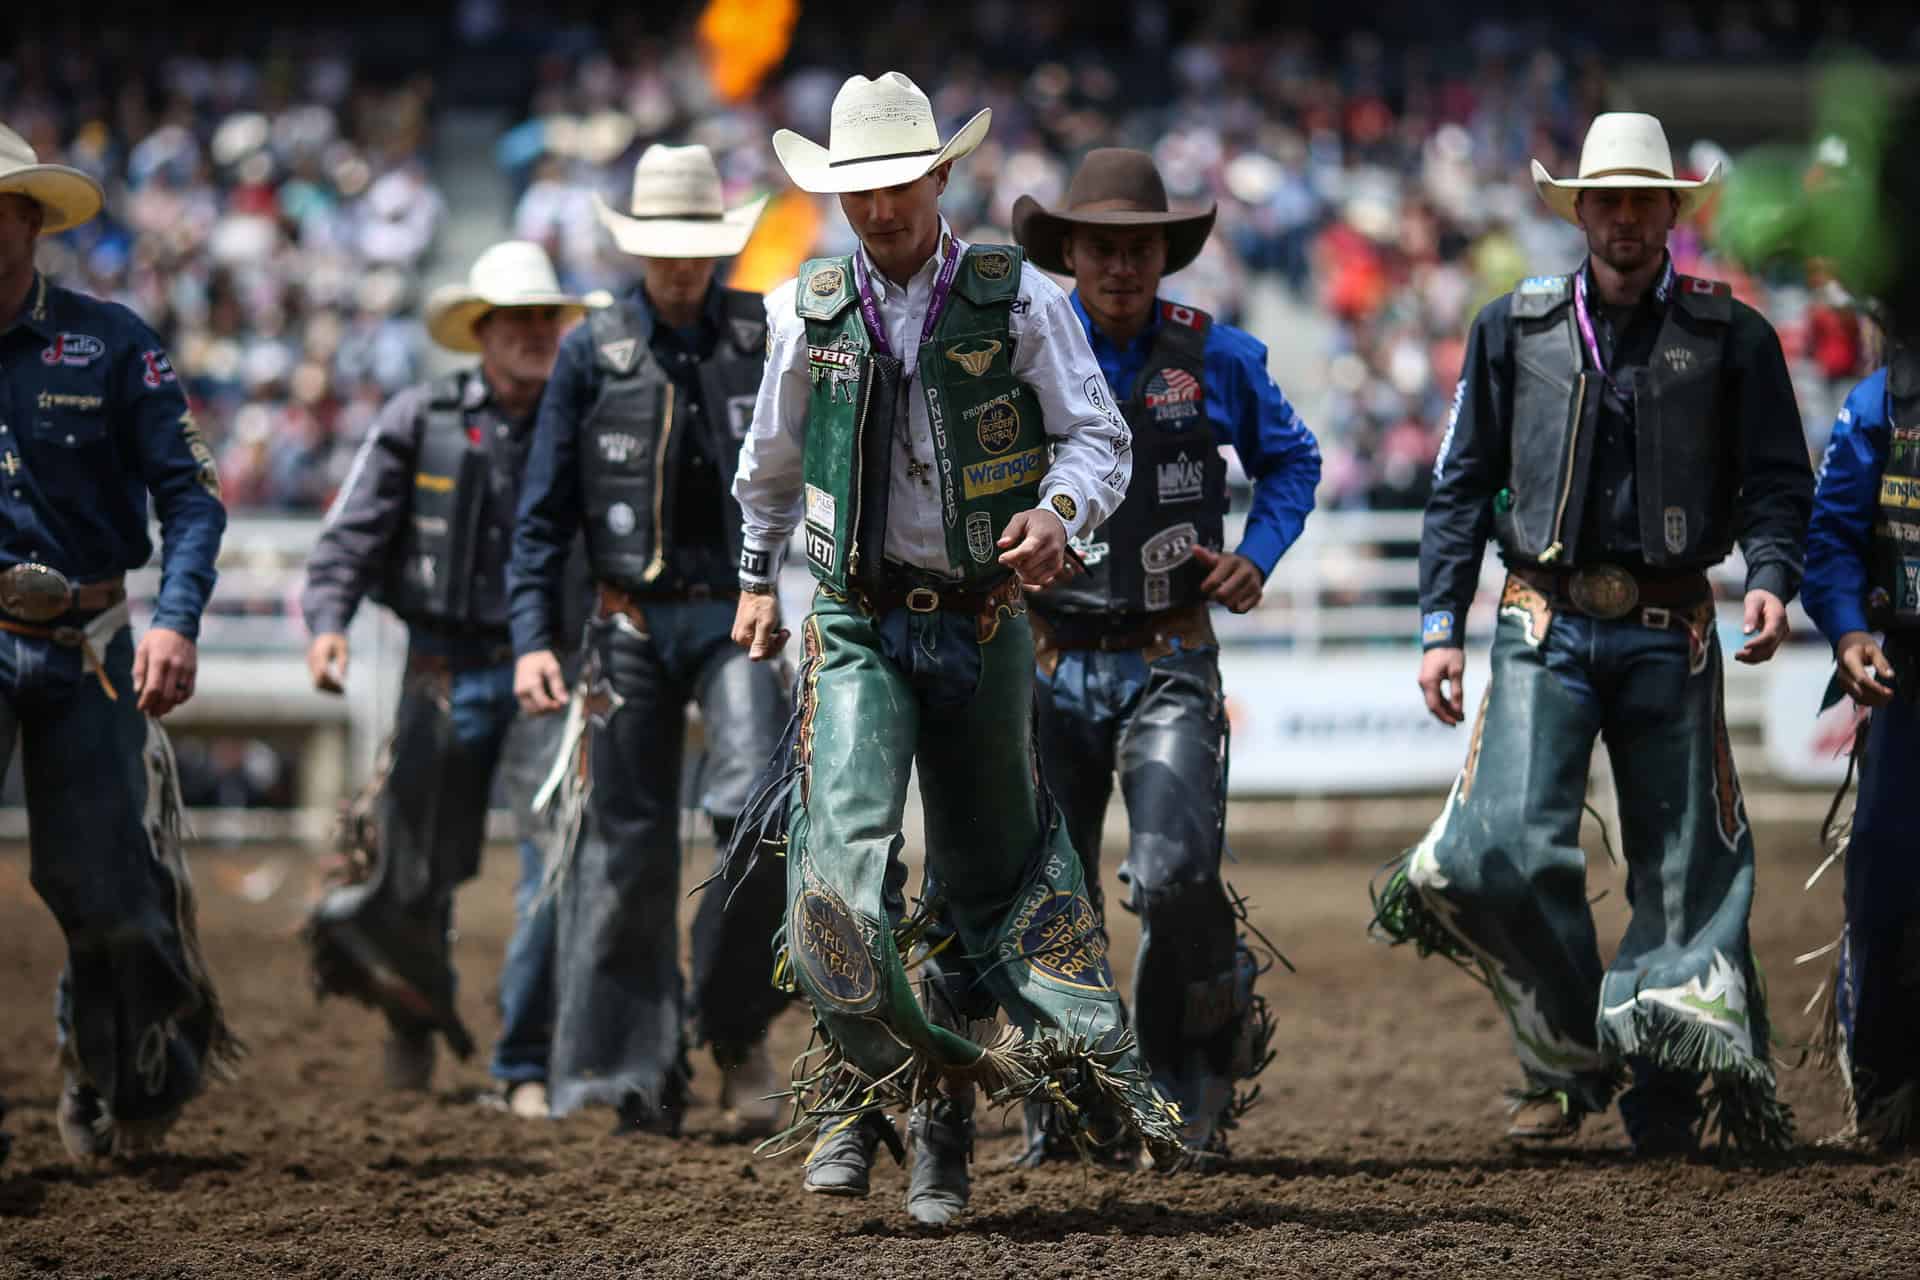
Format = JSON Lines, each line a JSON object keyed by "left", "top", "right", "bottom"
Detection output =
{"left": 1836, "top": 630, "right": 1895, "bottom": 707}
{"left": 134, "top": 627, "right": 199, "bottom": 717}
{"left": 306, "top": 632, "right": 349, "bottom": 694}
{"left": 1192, "top": 547, "right": 1264, "bottom": 613}
{"left": 998, "top": 508, "right": 1070, "bottom": 589}
{"left": 1419, "top": 647, "right": 1466, "bottom": 726}
{"left": 1734, "top": 589, "right": 1789, "bottom": 665}
{"left": 515, "top": 650, "right": 570, "bottom": 714}
{"left": 732, "top": 593, "right": 789, "bottom": 661}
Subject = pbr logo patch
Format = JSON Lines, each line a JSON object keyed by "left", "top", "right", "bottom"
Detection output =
{"left": 1050, "top": 492, "right": 1077, "bottom": 524}
{"left": 973, "top": 251, "right": 1013, "bottom": 281}
{"left": 41, "top": 333, "right": 104, "bottom": 367}
{"left": 807, "top": 338, "right": 859, "bottom": 403}
{"left": 793, "top": 883, "right": 878, "bottom": 1009}
{"left": 141, "top": 349, "right": 177, "bottom": 387}
{"left": 805, "top": 526, "right": 837, "bottom": 573}
{"left": 945, "top": 339, "right": 1002, "bottom": 377}
{"left": 809, "top": 266, "right": 845, "bottom": 298}
{"left": 1144, "top": 368, "right": 1202, "bottom": 425}
{"left": 606, "top": 501, "right": 637, "bottom": 536}
{"left": 968, "top": 396, "right": 1020, "bottom": 455}
{"left": 1140, "top": 521, "right": 1198, "bottom": 574}
{"left": 1010, "top": 890, "right": 1112, "bottom": 992}
{"left": 966, "top": 511, "right": 994, "bottom": 563}
{"left": 1664, "top": 505, "right": 1688, "bottom": 554}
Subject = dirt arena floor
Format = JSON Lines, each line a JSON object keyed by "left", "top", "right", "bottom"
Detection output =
{"left": 0, "top": 821, "right": 1915, "bottom": 1279}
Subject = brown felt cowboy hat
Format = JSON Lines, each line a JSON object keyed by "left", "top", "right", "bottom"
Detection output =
{"left": 1012, "top": 148, "right": 1217, "bottom": 276}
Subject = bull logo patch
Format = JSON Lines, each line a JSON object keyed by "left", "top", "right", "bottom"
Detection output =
{"left": 809, "top": 266, "right": 845, "bottom": 298}
{"left": 972, "top": 398, "right": 1020, "bottom": 455}
{"left": 793, "top": 883, "right": 878, "bottom": 1009}
{"left": 966, "top": 511, "right": 994, "bottom": 563}
{"left": 945, "top": 339, "right": 1002, "bottom": 378}
{"left": 973, "top": 251, "right": 1013, "bottom": 281}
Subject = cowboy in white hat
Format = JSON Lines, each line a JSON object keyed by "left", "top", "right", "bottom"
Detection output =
{"left": 727, "top": 72, "right": 1178, "bottom": 1224}
{"left": 0, "top": 121, "right": 237, "bottom": 1160}
{"left": 505, "top": 142, "right": 798, "bottom": 1141}
{"left": 301, "top": 238, "right": 588, "bottom": 1117}
{"left": 1377, "top": 110, "right": 1812, "bottom": 1158}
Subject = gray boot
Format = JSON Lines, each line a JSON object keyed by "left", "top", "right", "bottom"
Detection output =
{"left": 906, "top": 1091, "right": 974, "bottom": 1226}
{"left": 802, "top": 1111, "right": 900, "bottom": 1196}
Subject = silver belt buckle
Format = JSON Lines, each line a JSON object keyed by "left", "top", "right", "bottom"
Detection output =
{"left": 1567, "top": 565, "right": 1639, "bottom": 620}
{"left": 0, "top": 563, "right": 75, "bottom": 623}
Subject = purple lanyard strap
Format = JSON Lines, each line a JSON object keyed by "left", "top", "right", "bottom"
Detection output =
{"left": 852, "top": 232, "right": 961, "bottom": 368}
{"left": 1572, "top": 256, "right": 1674, "bottom": 380}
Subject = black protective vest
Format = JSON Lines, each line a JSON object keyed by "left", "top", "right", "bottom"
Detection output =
{"left": 578, "top": 290, "right": 766, "bottom": 590}
{"left": 1872, "top": 346, "right": 1920, "bottom": 624}
{"left": 1040, "top": 302, "right": 1225, "bottom": 615}
{"left": 373, "top": 372, "right": 522, "bottom": 629}
{"left": 1497, "top": 272, "right": 1733, "bottom": 568}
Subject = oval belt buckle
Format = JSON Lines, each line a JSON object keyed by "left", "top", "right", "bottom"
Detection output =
{"left": 0, "top": 562, "right": 75, "bottom": 623}
{"left": 1568, "top": 565, "right": 1639, "bottom": 620}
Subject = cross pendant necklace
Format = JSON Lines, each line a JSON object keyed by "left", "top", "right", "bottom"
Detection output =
{"left": 905, "top": 458, "right": 930, "bottom": 486}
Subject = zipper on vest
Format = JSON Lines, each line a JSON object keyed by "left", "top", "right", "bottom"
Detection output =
{"left": 641, "top": 382, "right": 676, "bottom": 583}
{"left": 1538, "top": 371, "right": 1588, "bottom": 564}
{"left": 846, "top": 359, "right": 875, "bottom": 578}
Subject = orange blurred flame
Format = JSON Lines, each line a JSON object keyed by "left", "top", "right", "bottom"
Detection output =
{"left": 698, "top": 0, "right": 799, "bottom": 104}
{"left": 727, "top": 189, "right": 822, "bottom": 294}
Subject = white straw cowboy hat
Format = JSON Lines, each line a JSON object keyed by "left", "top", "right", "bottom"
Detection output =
{"left": 594, "top": 143, "right": 769, "bottom": 260}
{"left": 0, "top": 123, "right": 104, "bottom": 234}
{"left": 1531, "top": 112, "right": 1722, "bottom": 225}
{"left": 772, "top": 72, "right": 990, "bottom": 195}
{"left": 424, "top": 240, "right": 587, "bottom": 354}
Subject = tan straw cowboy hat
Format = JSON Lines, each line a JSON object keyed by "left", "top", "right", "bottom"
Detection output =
{"left": 1012, "top": 148, "right": 1218, "bottom": 276}
{"left": 594, "top": 143, "right": 769, "bottom": 260}
{"left": 0, "top": 123, "right": 103, "bottom": 234}
{"left": 772, "top": 72, "right": 990, "bottom": 195}
{"left": 1531, "top": 112, "right": 1722, "bottom": 225}
{"left": 424, "top": 240, "right": 588, "bottom": 353}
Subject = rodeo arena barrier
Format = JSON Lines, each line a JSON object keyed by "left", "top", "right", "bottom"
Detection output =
{"left": 0, "top": 511, "right": 1850, "bottom": 846}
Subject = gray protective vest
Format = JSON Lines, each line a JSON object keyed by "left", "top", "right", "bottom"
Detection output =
{"left": 373, "top": 371, "right": 518, "bottom": 629}
{"left": 578, "top": 289, "right": 767, "bottom": 590}
{"left": 1040, "top": 300, "right": 1224, "bottom": 615}
{"left": 1498, "top": 272, "right": 1733, "bottom": 567}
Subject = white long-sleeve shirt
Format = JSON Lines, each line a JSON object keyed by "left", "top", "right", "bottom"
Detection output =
{"left": 732, "top": 224, "right": 1132, "bottom": 579}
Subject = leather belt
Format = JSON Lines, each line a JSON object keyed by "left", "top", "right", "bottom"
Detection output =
{"left": 1030, "top": 603, "right": 1215, "bottom": 657}
{"left": 407, "top": 644, "right": 514, "bottom": 676}
{"left": 596, "top": 582, "right": 735, "bottom": 628}
{"left": 1511, "top": 563, "right": 1710, "bottom": 625}
{"left": 0, "top": 565, "right": 125, "bottom": 624}
{"left": 863, "top": 575, "right": 1019, "bottom": 617}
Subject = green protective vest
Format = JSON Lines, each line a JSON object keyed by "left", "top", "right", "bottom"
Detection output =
{"left": 796, "top": 244, "right": 1048, "bottom": 590}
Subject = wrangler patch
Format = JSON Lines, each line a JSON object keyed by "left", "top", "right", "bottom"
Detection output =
{"left": 415, "top": 472, "right": 455, "bottom": 493}
{"left": 961, "top": 446, "right": 1045, "bottom": 498}
{"left": 1881, "top": 476, "right": 1920, "bottom": 510}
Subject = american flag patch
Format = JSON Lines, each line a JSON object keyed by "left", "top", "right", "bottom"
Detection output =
{"left": 1145, "top": 368, "right": 1201, "bottom": 408}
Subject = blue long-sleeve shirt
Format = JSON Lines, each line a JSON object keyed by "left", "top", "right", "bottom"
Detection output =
{"left": 1069, "top": 292, "right": 1320, "bottom": 575}
{"left": 1803, "top": 367, "right": 1890, "bottom": 646}
{"left": 0, "top": 274, "right": 225, "bottom": 636}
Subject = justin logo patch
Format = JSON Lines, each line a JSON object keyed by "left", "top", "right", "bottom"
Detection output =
{"left": 141, "top": 349, "right": 177, "bottom": 387}
{"left": 41, "top": 333, "right": 105, "bottom": 367}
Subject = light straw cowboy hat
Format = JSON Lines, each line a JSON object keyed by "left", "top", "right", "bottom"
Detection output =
{"left": 0, "top": 123, "right": 104, "bottom": 234}
{"left": 594, "top": 143, "right": 769, "bottom": 260}
{"left": 424, "top": 240, "right": 588, "bottom": 354}
{"left": 1531, "top": 112, "right": 1722, "bottom": 225}
{"left": 1012, "top": 148, "right": 1218, "bottom": 276}
{"left": 772, "top": 72, "right": 991, "bottom": 195}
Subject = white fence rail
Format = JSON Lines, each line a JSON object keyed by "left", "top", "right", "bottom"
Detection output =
{"left": 9, "top": 511, "right": 1842, "bottom": 844}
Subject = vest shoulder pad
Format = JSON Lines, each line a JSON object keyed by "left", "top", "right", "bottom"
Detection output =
{"left": 952, "top": 244, "right": 1021, "bottom": 307}
{"left": 1155, "top": 300, "right": 1212, "bottom": 358}
{"left": 1509, "top": 274, "right": 1573, "bottom": 319}
{"left": 718, "top": 287, "right": 769, "bottom": 355}
{"left": 425, "top": 371, "right": 469, "bottom": 413}
{"left": 588, "top": 303, "right": 646, "bottom": 375}
{"left": 1889, "top": 344, "right": 1920, "bottom": 403}
{"left": 1672, "top": 274, "right": 1733, "bottom": 323}
{"left": 795, "top": 257, "right": 856, "bottom": 322}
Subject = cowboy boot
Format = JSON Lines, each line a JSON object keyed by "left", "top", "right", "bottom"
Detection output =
{"left": 802, "top": 1111, "right": 900, "bottom": 1196}
{"left": 906, "top": 1090, "right": 974, "bottom": 1226}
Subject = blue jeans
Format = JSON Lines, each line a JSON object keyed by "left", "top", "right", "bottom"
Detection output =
{"left": 12, "top": 625, "right": 234, "bottom": 1136}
